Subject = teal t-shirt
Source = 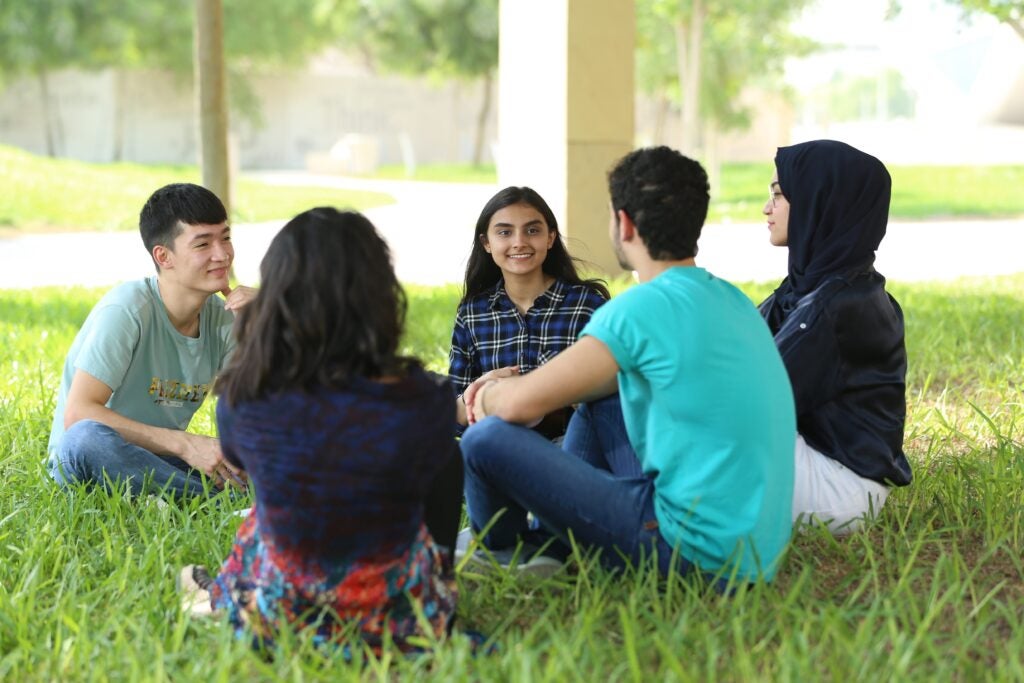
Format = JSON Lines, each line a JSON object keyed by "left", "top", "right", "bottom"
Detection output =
{"left": 47, "top": 277, "right": 236, "bottom": 457}
{"left": 581, "top": 266, "right": 795, "bottom": 581}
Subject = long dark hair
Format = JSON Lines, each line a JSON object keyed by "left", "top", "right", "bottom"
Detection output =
{"left": 460, "top": 186, "right": 610, "bottom": 303}
{"left": 218, "top": 208, "right": 411, "bottom": 405}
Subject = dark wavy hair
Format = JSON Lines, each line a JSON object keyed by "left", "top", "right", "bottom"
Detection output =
{"left": 460, "top": 186, "right": 609, "bottom": 303}
{"left": 139, "top": 183, "right": 228, "bottom": 272}
{"left": 608, "top": 146, "right": 709, "bottom": 260}
{"left": 217, "top": 208, "right": 411, "bottom": 405}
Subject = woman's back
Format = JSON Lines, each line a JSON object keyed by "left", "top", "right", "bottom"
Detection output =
{"left": 217, "top": 367, "right": 456, "bottom": 562}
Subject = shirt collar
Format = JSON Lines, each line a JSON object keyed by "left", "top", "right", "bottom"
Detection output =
{"left": 487, "top": 278, "right": 566, "bottom": 312}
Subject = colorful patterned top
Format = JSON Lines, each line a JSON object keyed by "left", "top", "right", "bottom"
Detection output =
{"left": 209, "top": 367, "right": 459, "bottom": 653}
{"left": 447, "top": 278, "right": 607, "bottom": 397}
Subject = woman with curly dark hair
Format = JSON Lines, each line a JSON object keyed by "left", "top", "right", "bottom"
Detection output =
{"left": 179, "top": 208, "right": 466, "bottom": 652}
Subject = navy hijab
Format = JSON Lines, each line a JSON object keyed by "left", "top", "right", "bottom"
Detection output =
{"left": 773, "top": 140, "right": 891, "bottom": 311}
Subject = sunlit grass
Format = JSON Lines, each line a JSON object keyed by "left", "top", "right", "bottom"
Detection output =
{"left": 1, "top": 275, "right": 1022, "bottom": 679}
{"left": 0, "top": 144, "right": 394, "bottom": 233}
{"left": 3, "top": 144, "right": 1021, "bottom": 235}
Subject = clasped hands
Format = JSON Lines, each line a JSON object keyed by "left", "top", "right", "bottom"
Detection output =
{"left": 463, "top": 366, "right": 519, "bottom": 425}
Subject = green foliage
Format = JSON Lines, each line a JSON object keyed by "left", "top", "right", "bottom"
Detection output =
{"left": 803, "top": 68, "right": 917, "bottom": 123}
{"left": 636, "top": 0, "right": 819, "bottom": 133}
{"left": 1, "top": 277, "right": 1024, "bottom": 678}
{"left": 0, "top": 144, "right": 394, "bottom": 232}
{"left": 333, "top": 0, "right": 498, "bottom": 82}
{"left": 944, "top": 0, "right": 1024, "bottom": 37}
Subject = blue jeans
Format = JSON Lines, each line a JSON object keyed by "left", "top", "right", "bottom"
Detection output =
{"left": 48, "top": 419, "right": 206, "bottom": 498}
{"left": 461, "top": 396, "right": 691, "bottom": 576}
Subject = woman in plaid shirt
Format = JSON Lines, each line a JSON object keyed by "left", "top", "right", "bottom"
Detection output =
{"left": 449, "top": 187, "right": 609, "bottom": 437}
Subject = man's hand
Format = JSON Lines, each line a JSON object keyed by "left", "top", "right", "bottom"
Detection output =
{"left": 221, "top": 285, "right": 258, "bottom": 312}
{"left": 464, "top": 366, "right": 519, "bottom": 425}
{"left": 179, "top": 433, "right": 248, "bottom": 489}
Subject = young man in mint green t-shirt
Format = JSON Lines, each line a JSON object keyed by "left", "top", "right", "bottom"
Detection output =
{"left": 459, "top": 147, "right": 796, "bottom": 584}
{"left": 47, "top": 183, "right": 256, "bottom": 498}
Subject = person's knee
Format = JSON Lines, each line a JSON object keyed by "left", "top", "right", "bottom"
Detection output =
{"left": 59, "top": 419, "right": 114, "bottom": 457}
{"left": 460, "top": 416, "right": 514, "bottom": 464}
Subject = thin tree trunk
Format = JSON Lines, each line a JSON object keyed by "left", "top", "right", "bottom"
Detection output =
{"left": 37, "top": 69, "right": 56, "bottom": 158}
{"left": 472, "top": 70, "right": 493, "bottom": 168}
{"left": 1008, "top": 18, "right": 1024, "bottom": 41}
{"left": 674, "top": 0, "right": 705, "bottom": 156}
{"left": 654, "top": 94, "right": 670, "bottom": 145}
{"left": 194, "top": 0, "right": 232, "bottom": 214}
{"left": 112, "top": 70, "right": 125, "bottom": 162}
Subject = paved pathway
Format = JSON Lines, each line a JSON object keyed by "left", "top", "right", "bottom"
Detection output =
{"left": 0, "top": 172, "right": 1020, "bottom": 289}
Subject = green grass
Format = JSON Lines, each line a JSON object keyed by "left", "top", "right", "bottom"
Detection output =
{"left": 0, "top": 144, "right": 394, "bottom": 233}
{"left": 3, "top": 144, "right": 1022, "bottom": 234}
{"left": 1, "top": 275, "right": 1022, "bottom": 680}
{"left": 371, "top": 162, "right": 498, "bottom": 185}
{"left": 710, "top": 162, "right": 1024, "bottom": 223}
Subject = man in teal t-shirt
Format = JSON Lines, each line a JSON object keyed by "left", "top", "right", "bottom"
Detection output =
{"left": 47, "top": 183, "right": 255, "bottom": 498}
{"left": 459, "top": 147, "right": 795, "bottom": 584}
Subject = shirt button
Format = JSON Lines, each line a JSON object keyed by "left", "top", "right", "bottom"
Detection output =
{"left": 799, "top": 323, "right": 807, "bottom": 329}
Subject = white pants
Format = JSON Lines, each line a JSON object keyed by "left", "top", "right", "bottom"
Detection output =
{"left": 792, "top": 434, "right": 891, "bottom": 536}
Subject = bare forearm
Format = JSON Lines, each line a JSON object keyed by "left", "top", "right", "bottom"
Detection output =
{"left": 65, "top": 402, "right": 190, "bottom": 459}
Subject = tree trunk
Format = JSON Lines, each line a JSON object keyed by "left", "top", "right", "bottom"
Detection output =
{"left": 472, "top": 70, "right": 493, "bottom": 168}
{"left": 674, "top": 0, "right": 705, "bottom": 157}
{"left": 112, "top": 70, "right": 125, "bottom": 162}
{"left": 703, "top": 121, "right": 720, "bottom": 199}
{"left": 194, "top": 0, "right": 232, "bottom": 214}
{"left": 37, "top": 69, "right": 56, "bottom": 158}
{"left": 1008, "top": 18, "right": 1024, "bottom": 41}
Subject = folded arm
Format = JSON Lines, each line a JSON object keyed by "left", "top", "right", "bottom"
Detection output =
{"left": 466, "top": 336, "right": 619, "bottom": 425}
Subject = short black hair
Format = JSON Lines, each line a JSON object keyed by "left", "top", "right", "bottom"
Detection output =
{"left": 217, "top": 208, "right": 412, "bottom": 405}
{"left": 607, "top": 146, "right": 709, "bottom": 260}
{"left": 139, "top": 183, "right": 227, "bottom": 271}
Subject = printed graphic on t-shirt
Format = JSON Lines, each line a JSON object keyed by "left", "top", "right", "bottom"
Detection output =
{"left": 148, "top": 377, "right": 212, "bottom": 408}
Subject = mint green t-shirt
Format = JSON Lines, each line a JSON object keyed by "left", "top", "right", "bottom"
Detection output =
{"left": 581, "top": 267, "right": 795, "bottom": 581}
{"left": 47, "top": 277, "right": 236, "bottom": 457}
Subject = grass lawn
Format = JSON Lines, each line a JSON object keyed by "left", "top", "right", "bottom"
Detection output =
{"left": 1, "top": 276, "right": 1022, "bottom": 680}
{"left": 2, "top": 144, "right": 1022, "bottom": 235}
{"left": 0, "top": 145, "right": 394, "bottom": 234}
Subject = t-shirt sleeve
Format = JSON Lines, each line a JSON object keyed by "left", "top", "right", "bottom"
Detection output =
{"left": 579, "top": 291, "right": 647, "bottom": 374}
{"left": 73, "top": 304, "right": 142, "bottom": 392}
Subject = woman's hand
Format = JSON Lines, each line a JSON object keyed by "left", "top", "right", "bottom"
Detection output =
{"left": 464, "top": 366, "right": 518, "bottom": 425}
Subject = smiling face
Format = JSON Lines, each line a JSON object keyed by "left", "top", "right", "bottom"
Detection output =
{"left": 156, "top": 221, "right": 234, "bottom": 293}
{"left": 481, "top": 202, "right": 557, "bottom": 280}
{"left": 763, "top": 169, "right": 790, "bottom": 247}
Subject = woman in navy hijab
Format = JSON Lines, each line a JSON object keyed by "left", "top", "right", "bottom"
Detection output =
{"left": 760, "top": 140, "right": 912, "bottom": 535}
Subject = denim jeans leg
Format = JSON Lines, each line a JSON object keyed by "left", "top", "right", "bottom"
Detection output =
{"left": 562, "top": 394, "right": 644, "bottom": 479}
{"left": 461, "top": 416, "right": 683, "bottom": 572}
{"left": 49, "top": 419, "right": 206, "bottom": 497}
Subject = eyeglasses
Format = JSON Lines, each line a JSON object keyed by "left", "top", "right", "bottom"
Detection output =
{"left": 768, "top": 185, "right": 782, "bottom": 208}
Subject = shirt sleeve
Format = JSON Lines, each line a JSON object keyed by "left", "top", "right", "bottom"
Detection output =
{"left": 773, "top": 306, "right": 842, "bottom": 417}
{"left": 73, "top": 304, "right": 142, "bottom": 393}
{"left": 579, "top": 290, "right": 646, "bottom": 374}
{"left": 215, "top": 398, "right": 243, "bottom": 469}
{"left": 447, "top": 309, "right": 480, "bottom": 397}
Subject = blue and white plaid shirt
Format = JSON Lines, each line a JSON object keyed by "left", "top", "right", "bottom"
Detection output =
{"left": 447, "top": 278, "right": 608, "bottom": 397}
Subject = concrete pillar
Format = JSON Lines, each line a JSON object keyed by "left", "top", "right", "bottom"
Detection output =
{"left": 497, "top": 0, "right": 634, "bottom": 276}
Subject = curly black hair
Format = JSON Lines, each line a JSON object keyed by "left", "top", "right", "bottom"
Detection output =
{"left": 607, "top": 146, "right": 709, "bottom": 260}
